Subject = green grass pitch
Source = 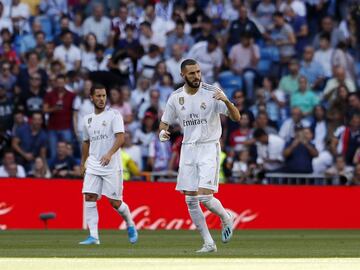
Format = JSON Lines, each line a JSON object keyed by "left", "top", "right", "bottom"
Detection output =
{"left": 1, "top": 230, "right": 360, "bottom": 258}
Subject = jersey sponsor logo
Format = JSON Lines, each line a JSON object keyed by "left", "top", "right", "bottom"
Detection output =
{"left": 183, "top": 113, "right": 207, "bottom": 127}
{"left": 200, "top": 102, "right": 206, "bottom": 110}
{"left": 179, "top": 97, "right": 184, "bottom": 105}
{"left": 90, "top": 130, "right": 109, "bottom": 142}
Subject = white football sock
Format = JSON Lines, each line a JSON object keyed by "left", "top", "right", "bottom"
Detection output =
{"left": 185, "top": 195, "right": 214, "bottom": 245}
{"left": 85, "top": 201, "right": 99, "bottom": 239}
{"left": 116, "top": 201, "right": 135, "bottom": 227}
{"left": 198, "top": 195, "right": 230, "bottom": 224}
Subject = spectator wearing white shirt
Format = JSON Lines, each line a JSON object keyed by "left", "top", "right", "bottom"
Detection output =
{"left": 83, "top": 3, "right": 111, "bottom": 46}
{"left": 0, "top": 2, "right": 13, "bottom": 34}
{"left": 187, "top": 35, "right": 223, "bottom": 83}
{"left": 80, "top": 33, "right": 97, "bottom": 71}
{"left": 131, "top": 76, "right": 151, "bottom": 109}
{"left": 54, "top": 30, "right": 81, "bottom": 72}
{"left": 8, "top": 0, "right": 30, "bottom": 34}
{"left": 253, "top": 128, "right": 285, "bottom": 172}
{"left": 111, "top": 4, "right": 137, "bottom": 41}
{"left": 139, "top": 21, "right": 166, "bottom": 53}
{"left": 0, "top": 150, "right": 26, "bottom": 178}
{"left": 166, "top": 44, "right": 185, "bottom": 86}
{"left": 313, "top": 33, "right": 334, "bottom": 78}
{"left": 279, "top": 107, "right": 310, "bottom": 143}
{"left": 39, "top": 0, "right": 68, "bottom": 19}
{"left": 137, "top": 44, "right": 161, "bottom": 79}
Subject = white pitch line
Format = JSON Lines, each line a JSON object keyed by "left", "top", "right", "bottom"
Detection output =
{"left": 1, "top": 258, "right": 360, "bottom": 270}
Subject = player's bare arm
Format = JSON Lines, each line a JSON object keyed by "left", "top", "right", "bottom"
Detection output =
{"left": 80, "top": 140, "right": 90, "bottom": 177}
{"left": 159, "top": 121, "right": 171, "bottom": 142}
{"left": 213, "top": 89, "right": 241, "bottom": 122}
{"left": 100, "top": 132, "right": 124, "bottom": 166}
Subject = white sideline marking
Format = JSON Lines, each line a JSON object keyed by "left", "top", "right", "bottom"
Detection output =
{"left": 1, "top": 258, "right": 360, "bottom": 270}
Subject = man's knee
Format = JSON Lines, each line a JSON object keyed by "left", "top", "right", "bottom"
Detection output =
{"left": 109, "top": 199, "right": 122, "bottom": 209}
{"left": 85, "top": 193, "right": 98, "bottom": 202}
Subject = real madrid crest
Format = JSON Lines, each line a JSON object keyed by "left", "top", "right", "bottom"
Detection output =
{"left": 179, "top": 97, "right": 184, "bottom": 105}
{"left": 88, "top": 118, "right": 92, "bottom": 124}
{"left": 200, "top": 102, "right": 206, "bottom": 110}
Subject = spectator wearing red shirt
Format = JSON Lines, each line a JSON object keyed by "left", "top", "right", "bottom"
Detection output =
{"left": 229, "top": 112, "right": 253, "bottom": 153}
{"left": 43, "top": 74, "right": 75, "bottom": 160}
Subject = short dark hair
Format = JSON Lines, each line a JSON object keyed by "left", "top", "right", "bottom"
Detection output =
{"left": 90, "top": 83, "right": 106, "bottom": 96}
{"left": 273, "top": 11, "right": 283, "bottom": 18}
{"left": 140, "top": 21, "right": 151, "bottom": 29}
{"left": 180, "top": 59, "right": 198, "bottom": 71}
{"left": 253, "top": 128, "right": 267, "bottom": 139}
{"left": 319, "top": 32, "right": 331, "bottom": 42}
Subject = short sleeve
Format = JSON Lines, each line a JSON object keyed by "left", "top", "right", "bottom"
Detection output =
{"left": 215, "top": 99, "right": 229, "bottom": 115}
{"left": 161, "top": 96, "right": 177, "bottom": 124}
{"left": 73, "top": 96, "right": 81, "bottom": 111}
{"left": 112, "top": 111, "right": 125, "bottom": 134}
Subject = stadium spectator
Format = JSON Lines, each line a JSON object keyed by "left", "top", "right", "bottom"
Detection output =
{"left": 148, "top": 131, "right": 172, "bottom": 171}
{"left": 255, "top": 0, "right": 276, "bottom": 31}
{"left": 300, "top": 46, "right": 325, "bottom": 90}
{"left": 157, "top": 73, "right": 174, "bottom": 103}
{"left": 43, "top": 74, "right": 75, "bottom": 160}
{"left": 313, "top": 16, "right": 346, "bottom": 49}
{"left": 313, "top": 33, "right": 334, "bottom": 78}
{"left": 184, "top": 0, "right": 205, "bottom": 36}
{"left": 49, "top": 141, "right": 80, "bottom": 178}
{"left": 228, "top": 32, "right": 260, "bottom": 101}
{"left": 0, "top": 2, "right": 13, "bottom": 34}
{"left": 254, "top": 111, "right": 278, "bottom": 135}
{"left": 133, "top": 111, "right": 158, "bottom": 171}
{"left": 53, "top": 16, "right": 81, "bottom": 46}
{"left": 39, "top": 0, "right": 68, "bottom": 21}
{"left": 347, "top": 93, "right": 360, "bottom": 118}
{"left": 282, "top": 126, "right": 318, "bottom": 174}
{"left": 230, "top": 148, "right": 256, "bottom": 184}
{"left": 151, "top": 60, "right": 168, "bottom": 86}
{"left": 80, "top": 33, "right": 97, "bottom": 71}
{"left": 109, "top": 86, "right": 132, "bottom": 125}
{"left": 72, "top": 79, "right": 94, "bottom": 141}
{"left": 325, "top": 155, "right": 353, "bottom": 185}
{"left": 83, "top": 3, "right": 111, "bottom": 46}
{"left": 322, "top": 66, "right": 356, "bottom": 102}
{"left": 115, "top": 23, "right": 143, "bottom": 61}
{"left": 21, "top": 72, "right": 45, "bottom": 116}
{"left": 9, "top": 0, "right": 30, "bottom": 35}
{"left": 279, "top": 58, "right": 300, "bottom": 97}
{"left": 155, "top": 0, "right": 174, "bottom": 21}
{"left": 290, "top": 76, "right": 319, "bottom": 116}
{"left": 0, "top": 123, "right": 10, "bottom": 159}
{"left": 53, "top": 30, "right": 81, "bottom": 72}
{"left": 27, "top": 156, "right": 51, "bottom": 178}
{"left": 131, "top": 76, "right": 151, "bottom": 109}
{"left": 0, "top": 61, "right": 16, "bottom": 94}
{"left": 121, "top": 149, "right": 140, "bottom": 181}
{"left": 279, "top": 107, "right": 310, "bottom": 143}
{"left": 165, "top": 19, "right": 194, "bottom": 59}
{"left": 0, "top": 84, "right": 13, "bottom": 132}
{"left": 137, "top": 44, "right": 161, "bottom": 79}
{"left": 187, "top": 35, "right": 223, "bottom": 83}
{"left": 351, "top": 164, "right": 360, "bottom": 185}
{"left": 253, "top": 128, "right": 285, "bottom": 173}
{"left": 141, "top": 3, "right": 173, "bottom": 39}
{"left": 227, "top": 5, "right": 262, "bottom": 47}
{"left": 19, "top": 19, "right": 42, "bottom": 57}
{"left": 311, "top": 105, "right": 328, "bottom": 152}
{"left": 11, "top": 112, "right": 47, "bottom": 171}
{"left": 112, "top": 4, "right": 137, "bottom": 41}
{"left": 123, "top": 130, "right": 143, "bottom": 170}
{"left": 0, "top": 150, "right": 26, "bottom": 178}
{"left": 279, "top": 0, "right": 306, "bottom": 18}
{"left": 267, "top": 11, "right": 296, "bottom": 73}
{"left": 138, "top": 89, "right": 164, "bottom": 120}
{"left": 229, "top": 112, "right": 252, "bottom": 153}
{"left": 193, "top": 15, "right": 213, "bottom": 43}
{"left": 327, "top": 84, "right": 349, "bottom": 133}
{"left": 331, "top": 113, "right": 360, "bottom": 165}
{"left": 166, "top": 44, "right": 185, "bottom": 85}
{"left": 139, "top": 21, "right": 166, "bottom": 53}
{"left": 331, "top": 41, "right": 356, "bottom": 81}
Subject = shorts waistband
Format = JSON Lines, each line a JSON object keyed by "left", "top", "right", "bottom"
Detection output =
{"left": 182, "top": 140, "right": 219, "bottom": 146}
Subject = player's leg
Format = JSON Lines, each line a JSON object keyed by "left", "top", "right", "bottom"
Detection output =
{"left": 184, "top": 191, "right": 217, "bottom": 253}
{"left": 198, "top": 143, "right": 233, "bottom": 243}
{"left": 103, "top": 171, "right": 138, "bottom": 244}
{"left": 80, "top": 173, "right": 102, "bottom": 244}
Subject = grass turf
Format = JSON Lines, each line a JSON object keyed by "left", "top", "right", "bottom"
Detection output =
{"left": 0, "top": 230, "right": 360, "bottom": 258}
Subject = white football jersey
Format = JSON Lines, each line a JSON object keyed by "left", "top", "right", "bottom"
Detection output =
{"left": 83, "top": 108, "right": 124, "bottom": 175}
{"left": 161, "top": 82, "right": 228, "bottom": 144}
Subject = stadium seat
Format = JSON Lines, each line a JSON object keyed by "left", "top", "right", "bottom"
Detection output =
{"left": 260, "top": 46, "right": 280, "bottom": 62}
{"left": 257, "top": 59, "right": 272, "bottom": 76}
{"left": 38, "top": 15, "right": 53, "bottom": 40}
{"left": 218, "top": 71, "right": 243, "bottom": 97}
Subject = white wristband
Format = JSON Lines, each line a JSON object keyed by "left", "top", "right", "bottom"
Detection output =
{"left": 159, "top": 130, "right": 169, "bottom": 142}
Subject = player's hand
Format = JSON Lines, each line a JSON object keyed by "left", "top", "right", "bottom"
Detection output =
{"left": 100, "top": 153, "right": 112, "bottom": 166}
{"left": 213, "top": 90, "right": 228, "bottom": 103}
{"left": 159, "top": 129, "right": 170, "bottom": 142}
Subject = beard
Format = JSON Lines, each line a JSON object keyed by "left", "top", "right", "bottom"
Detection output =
{"left": 94, "top": 102, "right": 105, "bottom": 111}
{"left": 184, "top": 76, "right": 201, "bottom": 89}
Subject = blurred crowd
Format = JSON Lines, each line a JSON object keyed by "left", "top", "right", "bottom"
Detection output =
{"left": 0, "top": 0, "right": 359, "bottom": 185}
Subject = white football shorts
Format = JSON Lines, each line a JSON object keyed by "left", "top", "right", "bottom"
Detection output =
{"left": 82, "top": 170, "right": 123, "bottom": 200}
{"left": 176, "top": 141, "right": 221, "bottom": 193}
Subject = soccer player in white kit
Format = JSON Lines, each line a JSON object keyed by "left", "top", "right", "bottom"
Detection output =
{"left": 159, "top": 59, "right": 241, "bottom": 252}
{"left": 79, "top": 84, "right": 138, "bottom": 245}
